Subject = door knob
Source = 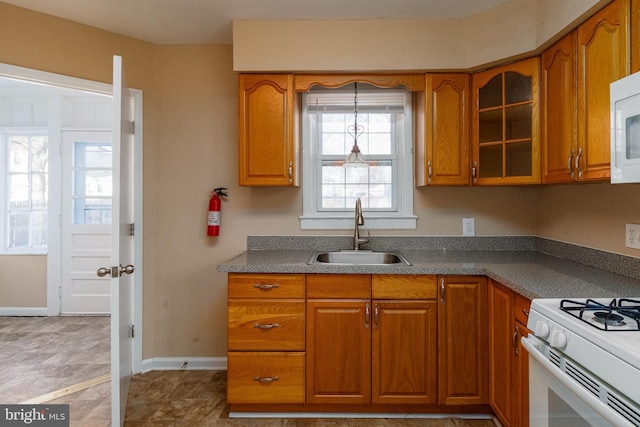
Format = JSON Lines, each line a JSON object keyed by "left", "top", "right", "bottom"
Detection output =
{"left": 97, "top": 264, "right": 135, "bottom": 277}
{"left": 120, "top": 264, "right": 135, "bottom": 275}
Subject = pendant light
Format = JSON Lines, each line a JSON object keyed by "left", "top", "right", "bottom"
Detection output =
{"left": 344, "top": 82, "right": 368, "bottom": 167}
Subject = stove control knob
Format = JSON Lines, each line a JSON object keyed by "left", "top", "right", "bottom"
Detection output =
{"left": 550, "top": 330, "right": 568, "bottom": 349}
{"left": 535, "top": 320, "right": 550, "bottom": 338}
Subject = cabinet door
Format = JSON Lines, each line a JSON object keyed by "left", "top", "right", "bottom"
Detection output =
{"left": 437, "top": 276, "right": 488, "bottom": 405}
{"left": 238, "top": 74, "right": 298, "bottom": 186}
{"left": 306, "top": 300, "right": 371, "bottom": 404}
{"left": 488, "top": 280, "right": 515, "bottom": 427}
{"left": 372, "top": 300, "right": 437, "bottom": 404}
{"left": 416, "top": 74, "right": 470, "bottom": 186}
{"left": 472, "top": 58, "right": 540, "bottom": 185}
{"left": 541, "top": 32, "right": 578, "bottom": 184}
{"left": 577, "top": 0, "right": 629, "bottom": 181}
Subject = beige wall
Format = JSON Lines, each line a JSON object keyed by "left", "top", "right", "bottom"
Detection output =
{"left": 0, "top": 256, "right": 46, "bottom": 307}
{"left": 233, "top": 0, "right": 609, "bottom": 72}
{"left": 0, "top": 0, "right": 636, "bottom": 361}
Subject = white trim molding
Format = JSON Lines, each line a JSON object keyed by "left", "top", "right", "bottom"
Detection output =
{"left": 0, "top": 307, "right": 48, "bottom": 316}
{"left": 141, "top": 357, "right": 227, "bottom": 373}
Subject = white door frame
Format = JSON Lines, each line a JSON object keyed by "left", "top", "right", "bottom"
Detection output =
{"left": 0, "top": 62, "right": 144, "bottom": 374}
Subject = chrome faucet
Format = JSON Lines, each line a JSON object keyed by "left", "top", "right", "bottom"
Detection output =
{"left": 353, "top": 197, "right": 370, "bottom": 250}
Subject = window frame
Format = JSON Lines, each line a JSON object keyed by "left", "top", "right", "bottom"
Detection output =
{"left": 1, "top": 130, "right": 49, "bottom": 254}
{"left": 300, "top": 85, "right": 416, "bottom": 230}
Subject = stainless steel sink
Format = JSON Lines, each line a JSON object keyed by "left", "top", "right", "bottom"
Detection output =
{"left": 310, "top": 250, "right": 411, "bottom": 265}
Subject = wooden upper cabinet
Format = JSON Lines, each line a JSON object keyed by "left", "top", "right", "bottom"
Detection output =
{"left": 238, "top": 74, "right": 298, "bottom": 186}
{"left": 472, "top": 57, "right": 540, "bottom": 185}
{"left": 576, "top": 0, "right": 630, "bottom": 182}
{"left": 541, "top": 31, "right": 578, "bottom": 184}
{"left": 416, "top": 74, "right": 470, "bottom": 186}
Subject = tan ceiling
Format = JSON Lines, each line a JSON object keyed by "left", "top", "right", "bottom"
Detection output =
{"left": 2, "top": 0, "right": 511, "bottom": 44}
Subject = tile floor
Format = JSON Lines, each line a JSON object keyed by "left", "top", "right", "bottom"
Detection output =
{"left": 1, "top": 316, "right": 498, "bottom": 427}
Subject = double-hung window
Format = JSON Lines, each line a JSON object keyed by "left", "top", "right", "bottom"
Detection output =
{"left": 1, "top": 132, "right": 48, "bottom": 252}
{"left": 301, "top": 84, "right": 415, "bottom": 229}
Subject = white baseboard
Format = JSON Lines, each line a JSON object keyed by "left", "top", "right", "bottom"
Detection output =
{"left": 141, "top": 357, "right": 227, "bottom": 373}
{"left": 0, "top": 307, "right": 48, "bottom": 316}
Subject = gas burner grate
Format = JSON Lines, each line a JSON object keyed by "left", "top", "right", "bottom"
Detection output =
{"left": 560, "top": 298, "right": 640, "bottom": 331}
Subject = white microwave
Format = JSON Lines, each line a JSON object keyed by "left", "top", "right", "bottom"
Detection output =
{"left": 611, "top": 71, "right": 640, "bottom": 183}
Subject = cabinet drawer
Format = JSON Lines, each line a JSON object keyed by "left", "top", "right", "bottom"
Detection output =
{"left": 372, "top": 275, "right": 437, "bottom": 299}
{"left": 515, "top": 293, "right": 531, "bottom": 326}
{"left": 306, "top": 274, "right": 370, "bottom": 299}
{"left": 228, "top": 300, "right": 304, "bottom": 351}
{"left": 228, "top": 273, "right": 305, "bottom": 299}
{"left": 227, "top": 351, "right": 305, "bottom": 404}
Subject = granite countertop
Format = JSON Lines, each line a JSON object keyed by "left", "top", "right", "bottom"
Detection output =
{"left": 217, "top": 236, "right": 640, "bottom": 300}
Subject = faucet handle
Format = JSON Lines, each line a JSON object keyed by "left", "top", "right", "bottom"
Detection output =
{"left": 358, "top": 230, "right": 371, "bottom": 245}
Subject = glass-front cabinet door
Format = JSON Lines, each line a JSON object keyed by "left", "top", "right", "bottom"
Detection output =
{"left": 472, "top": 57, "right": 540, "bottom": 185}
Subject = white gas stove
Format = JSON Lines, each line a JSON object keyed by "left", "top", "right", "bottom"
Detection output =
{"left": 523, "top": 297, "right": 640, "bottom": 426}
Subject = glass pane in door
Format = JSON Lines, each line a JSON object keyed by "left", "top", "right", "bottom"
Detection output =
{"left": 73, "top": 142, "right": 112, "bottom": 224}
{"left": 505, "top": 72, "right": 532, "bottom": 104}
{"left": 479, "top": 144, "right": 503, "bottom": 178}
{"left": 506, "top": 141, "right": 533, "bottom": 177}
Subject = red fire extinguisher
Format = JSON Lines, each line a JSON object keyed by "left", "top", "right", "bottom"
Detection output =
{"left": 207, "top": 187, "right": 228, "bottom": 237}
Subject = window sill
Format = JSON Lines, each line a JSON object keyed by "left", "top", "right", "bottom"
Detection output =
{"left": 300, "top": 215, "right": 417, "bottom": 230}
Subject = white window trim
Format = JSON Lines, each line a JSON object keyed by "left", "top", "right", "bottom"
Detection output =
{"left": 300, "top": 87, "right": 416, "bottom": 230}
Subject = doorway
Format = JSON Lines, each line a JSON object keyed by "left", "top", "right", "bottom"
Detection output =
{"left": 0, "top": 62, "right": 143, "bottom": 373}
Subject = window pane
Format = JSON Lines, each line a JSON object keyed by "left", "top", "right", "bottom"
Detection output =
{"left": 77, "top": 144, "right": 112, "bottom": 168}
{"left": 9, "top": 137, "right": 29, "bottom": 172}
{"left": 73, "top": 142, "right": 112, "bottom": 224}
{"left": 31, "top": 136, "right": 48, "bottom": 173}
{"left": 74, "top": 199, "right": 112, "bottom": 224}
{"left": 322, "top": 133, "right": 346, "bottom": 155}
{"left": 31, "top": 174, "right": 48, "bottom": 209}
{"left": 5, "top": 134, "right": 49, "bottom": 250}
{"left": 8, "top": 211, "right": 29, "bottom": 248}
{"left": 9, "top": 174, "right": 29, "bottom": 209}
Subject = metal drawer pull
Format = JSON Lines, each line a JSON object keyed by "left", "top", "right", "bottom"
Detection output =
{"left": 374, "top": 304, "right": 379, "bottom": 328}
{"left": 253, "top": 323, "right": 279, "bottom": 329}
{"left": 253, "top": 376, "right": 279, "bottom": 384}
{"left": 253, "top": 283, "right": 279, "bottom": 290}
{"left": 522, "top": 308, "right": 530, "bottom": 317}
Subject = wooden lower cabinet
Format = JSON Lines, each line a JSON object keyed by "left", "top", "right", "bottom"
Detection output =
{"left": 226, "top": 272, "right": 528, "bottom": 417}
{"left": 437, "top": 275, "right": 489, "bottom": 406}
{"left": 306, "top": 299, "right": 371, "bottom": 404}
{"left": 372, "top": 300, "right": 438, "bottom": 404}
{"left": 488, "top": 279, "right": 531, "bottom": 427}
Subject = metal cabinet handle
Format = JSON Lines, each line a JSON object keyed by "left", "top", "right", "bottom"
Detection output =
{"left": 472, "top": 161, "right": 477, "bottom": 184}
{"left": 253, "top": 283, "right": 279, "bottom": 290}
{"left": 522, "top": 308, "right": 530, "bottom": 317}
{"left": 374, "top": 304, "right": 379, "bottom": 328}
{"left": 567, "top": 148, "right": 575, "bottom": 179}
{"left": 253, "top": 376, "right": 279, "bottom": 384}
{"left": 427, "top": 160, "right": 433, "bottom": 183}
{"left": 440, "top": 278, "right": 445, "bottom": 303}
{"left": 253, "top": 323, "right": 279, "bottom": 329}
{"left": 513, "top": 324, "right": 520, "bottom": 356}
{"left": 288, "top": 161, "right": 293, "bottom": 182}
{"left": 365, "top": 303, "right": 370, "bottom": 329}
{"left": 574, "top": 147, "right": 583, "bottom": 179}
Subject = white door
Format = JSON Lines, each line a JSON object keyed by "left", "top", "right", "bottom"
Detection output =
{"left": 108, "top": 55, "right": 135, "bottom": 427}
{"left": 61, "top": 130, "right": 112, "bottom": 314}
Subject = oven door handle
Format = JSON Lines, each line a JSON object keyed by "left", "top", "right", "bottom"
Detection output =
{"left": 521, "top": 336, "right": 635, "bottom": 427}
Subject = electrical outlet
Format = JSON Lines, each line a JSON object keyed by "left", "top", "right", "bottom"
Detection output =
{"left": 463, "top": 218, "right": 475, "bottom": 237}
{"left": 626, "top": 224, "right": 640, "bottom": 249}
